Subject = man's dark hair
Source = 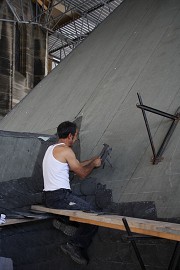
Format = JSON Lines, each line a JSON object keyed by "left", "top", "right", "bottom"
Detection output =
{"left": 57, "top": 121, "right": 77, "bottom": 139}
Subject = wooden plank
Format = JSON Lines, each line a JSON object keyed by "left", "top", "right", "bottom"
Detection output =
{"left": 70, "top": 217, "right": 179, "bottom": 241}
{"left": 0, "top": 218, "right": 39, "bottom": 227}
{"left": 31, "top": 205, "right": 84, "bottom": 217}
{"left": 31, "top": 205, "right": 180, "bottom": 241}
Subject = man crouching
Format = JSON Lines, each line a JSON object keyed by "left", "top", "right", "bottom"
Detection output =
{"left": 42, "top": 121, "right": 101, "bottom": 265}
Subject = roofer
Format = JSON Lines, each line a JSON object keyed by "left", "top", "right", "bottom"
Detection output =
{"left": 42, "top": 121, "right": 101, "bottom": 265}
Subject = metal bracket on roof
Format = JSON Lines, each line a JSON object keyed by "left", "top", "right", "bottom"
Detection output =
{"left": 136, "top": 93, "right": 180, "bottom": 164}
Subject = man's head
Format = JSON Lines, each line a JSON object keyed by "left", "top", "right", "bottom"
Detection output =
{"left": 57, "top": 121, "right": 78, "bottom": 145}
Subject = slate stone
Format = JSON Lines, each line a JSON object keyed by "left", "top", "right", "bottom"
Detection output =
{"left": 71, "top": 182, "right": 82, "bottom": 196}
{"left": 0, "top": 177, "right": 43, "bottom": 211}
{"left": 106, "top": 201, "right": 157, "bottom": 220}
{"left": 95, "top": 183, "right": 112, "bottom": 210}
{"left": 80, "top": 177, "right": 97, "bottom": 195}
{"left": 86, "top": 195, "right": 97, "bottom": 209}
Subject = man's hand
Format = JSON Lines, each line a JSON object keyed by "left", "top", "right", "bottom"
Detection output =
{"left": 92, "top": 157, "right": 101, "bottom": 168}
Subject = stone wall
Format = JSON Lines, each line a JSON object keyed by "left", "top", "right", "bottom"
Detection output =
{"left": 0, "top": 0, "right": 47, "bottom": 117}
{"left": 0, "top": 1, "right": 14, "bottom": 116}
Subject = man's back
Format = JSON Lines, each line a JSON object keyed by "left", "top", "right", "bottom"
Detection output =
{"left": 43, "top": 143, "right": 70, "bottom": 191}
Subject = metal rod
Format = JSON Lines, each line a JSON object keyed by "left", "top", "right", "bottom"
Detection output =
{"left": 155, "top": 119, "right": 178, "bottom": 163}
{"left": 137, "top": 104, "right": 179, "bottom": 120}
{"left": 5, "top": 0, "right": 20, "bottom": 22}
{"left": 46, "top": 0, "right": 55, "bottom": 28}
{"left": 0, "top": 19, "right": 17, "bottom": 22}
{"left": 20, "top": 0, "right": 25, "bottom": 21}
{"left": 63, "top": 0, "right": 100, "bottom": 25}
{"left": 168, "top": 242, "right": 179, "bottom": 270}
{"left": 137, "top": 93, "right": 156, "bottom": 162}
{"left": 122, "top": 218, "right": 146, "bottom": 270}
{"left": 123, "top": 235, "right": 158, "bottom": 241}
{"left": 30, "top": 1, "right": 61, "bottom": 22}
{"left": 155, "top": 106, "right": 180, "bottom": 162}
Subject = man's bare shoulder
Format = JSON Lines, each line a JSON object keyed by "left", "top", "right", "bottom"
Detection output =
{"left": 54, "top": 144, "right": 75, "bottom": 159}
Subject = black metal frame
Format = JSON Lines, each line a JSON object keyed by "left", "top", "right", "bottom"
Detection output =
{"left": 168, "top": 242, "right": 179, "bottom": 270}
{"left": 136, "top": 93, "right": 180, "bottom": 164}
{"left": 122, "top": 218, "right": 146, "bottom": 269}
{"left": 122, "top": 218, "right": 180, "bottom": 270}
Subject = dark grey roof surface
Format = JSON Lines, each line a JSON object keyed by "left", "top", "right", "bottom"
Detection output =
{"left": 1, "top": 0, "right": 180, "bottom": 218}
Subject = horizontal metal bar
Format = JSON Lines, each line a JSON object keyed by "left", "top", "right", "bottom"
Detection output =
{"left": 122, "top": 235, "right": 159, "bottom": 241}
{"left": 0, "top": 19, "right": 17, "bottom": 23}
{"left": 137, "top": 104, "right": 179, "bottom": 120}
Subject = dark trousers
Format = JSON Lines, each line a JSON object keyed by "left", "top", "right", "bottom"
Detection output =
{"left": 43, "top": 189, "right": 97, "bottom": 248}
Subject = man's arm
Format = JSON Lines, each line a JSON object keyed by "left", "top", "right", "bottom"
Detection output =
{"left": 80, "top": 157, "right": 97, "bottom": 167}
{"left": 66, "top": 149, "right": 101, "bottom": 179}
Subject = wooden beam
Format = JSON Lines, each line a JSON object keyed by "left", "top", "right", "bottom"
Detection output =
{"left": 0, "top": 218, "right": 39, "bottom": 227}
{"left": 31, "top": 205, "right": 180, "bottom": 242}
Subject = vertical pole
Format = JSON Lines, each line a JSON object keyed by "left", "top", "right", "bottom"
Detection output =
{"left": 9, "top": 21, "right": 16, "bottom": 111}
{"left": 137, "top": 93, "right": 156, "bottom": 163}
{"left": 122, "top": 218, "right": 146, "bottom": 270}
{"left": 168, "top": 242, "right": 179, "bottom": 270}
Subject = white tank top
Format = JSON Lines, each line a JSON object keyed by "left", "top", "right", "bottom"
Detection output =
{"left": 43, "top": 143, "right": 70, "bottom": 191}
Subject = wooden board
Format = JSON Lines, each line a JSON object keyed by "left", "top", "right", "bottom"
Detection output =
{"left": 0, "top": 218, "right": 39, "bottom": 227}
{"left": 31, "top": 205, "right": 180, "bottom": 241}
